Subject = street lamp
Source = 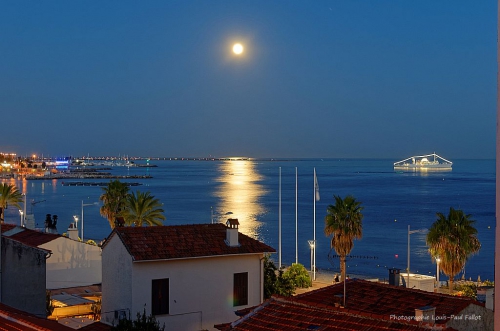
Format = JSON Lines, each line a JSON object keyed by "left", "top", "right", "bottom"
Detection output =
{"left": 73, "top": 215, "right": 79, "bottom": 238}
{"left": 407, "top": 225, "right": 427, "bottom": 288}
{"left": 18, "top": 210, "right": 23, "bottom": 226}
{"left": 436, "top": 257, "right": 441, "bottom": 289}
{"left": 308, "top": 240, "right": 315, "bottom": 278}
{"left": 81, "top": 201, "right": 98, "bottom": 242}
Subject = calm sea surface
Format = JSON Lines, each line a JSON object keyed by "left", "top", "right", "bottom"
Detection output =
{"left": 2, "top": 158, "right": 495, "bottom": 281}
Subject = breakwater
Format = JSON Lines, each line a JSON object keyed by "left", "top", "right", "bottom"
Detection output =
{"left": 62, "top": 181, "right": 142, "bottom": 186}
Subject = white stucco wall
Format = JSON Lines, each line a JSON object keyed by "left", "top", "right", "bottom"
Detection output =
{"left": 101, "top": 236, "right": 264, "bottom": 331}
{"left": 40, "top": 237, "right": 102, "bottom": 289}
{"left": 101, "top": 235, "right": 133, "bottom": 325}
{"left": 132, "top": 254, "right": 263, "bottom": 331}
{"left": 446, "top": 303, "right": 494, "bottom": 331}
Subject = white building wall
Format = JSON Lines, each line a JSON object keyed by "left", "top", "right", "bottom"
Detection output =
{"left": 446, "top": 304, "right": 494, "bottom": 331}
{"left": 40, "top": 237, "right": 102, "bottom": 289}
{"left": 402, "top": 273, "right": 435, "bottom": 292}
{"left": 131, "top": 254, "right": 263, "bottom": 331}
{"left": 101, "top": 235, "right": 133, "bottom": 325}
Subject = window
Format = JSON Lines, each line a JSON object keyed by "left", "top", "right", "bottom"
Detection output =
{"left": 152, "top": 278, "right": 169, "bottom": 315}
{"left": 233, "top": 272, "right": 248, "bottom": 306}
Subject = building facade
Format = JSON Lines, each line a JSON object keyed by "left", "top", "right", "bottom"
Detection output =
{"left": 101, "top": 222, "right": 275, "bottom": 331}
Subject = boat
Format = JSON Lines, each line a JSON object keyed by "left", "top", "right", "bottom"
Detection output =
{"left": 393, "top": 153, "right": 452, "bottom": 171}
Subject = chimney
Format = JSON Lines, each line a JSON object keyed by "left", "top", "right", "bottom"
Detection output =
{"left": 415, "top": 306, "right": 435, "bottom": 325}
{"left": 225, "top": 218, "right": 239, "bottom": 247}
{"left": 477, "top": 286, "right": 494, "bottom": 310}
{"left": 388, "top": 268, "right": 401, "bottom": 286}
{"left": 67, "top": 222, "right": 79, "bottom": 241}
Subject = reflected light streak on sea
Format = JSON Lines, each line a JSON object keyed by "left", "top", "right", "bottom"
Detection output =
{"left": 1, "top": 158, "right": 495, "bottom": 282}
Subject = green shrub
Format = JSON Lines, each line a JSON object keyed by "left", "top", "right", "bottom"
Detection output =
{"left": 112, "top": 309, "right": 165, "bottom": 331}
{"left": 262, "top": 255, "right": 296, "bottom": 297}
{"left": 283, "top": 263, "right": 312, "bottom": 288}
{"left": 454, "top": 283, "right": 477, "bottom": 299}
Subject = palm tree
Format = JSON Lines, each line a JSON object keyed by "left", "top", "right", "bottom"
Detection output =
{"left": 0, "top": 183, "right": 23, "bottom": 223}
{"left": 426, "top": 207, "right": 481, "bottom": 294}
{"left": 324, "top": 195, "right": 364, "bottom": 282}
{"left": 122, "top": 190, "right": 165, "bottom": 227}
{"left": 99, "top": 180, "right": 130, "bottom": 229}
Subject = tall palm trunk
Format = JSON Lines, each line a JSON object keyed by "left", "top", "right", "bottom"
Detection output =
{"left": 340, "top": 256, "right": 346, "bottom": 281}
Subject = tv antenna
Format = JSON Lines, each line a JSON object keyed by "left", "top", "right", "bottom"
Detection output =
{"left": 30, "top": 199, "right": 46, "bottom": 213}
{"left": 328, "top": 248, "right": 378, "bottom": 307}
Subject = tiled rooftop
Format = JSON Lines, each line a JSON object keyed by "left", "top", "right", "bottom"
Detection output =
{"left": 0, "top": 223, "right": 17, "bottom": 233}
{"left": 50, "top": 284, "right": 102, "bottom": 296}
{"left": 295, "top": 279, "right": 479, "bottom": 324}
{"left": 0, "top": 303, "right": 72, "bottom": 331}
{"left": 107, "top": 223, "right": 275, "bottom": 261}
{"left": 216, "top": 296, "right": 453, "bottom": 331}
{"left": 1, "top": 223, "right": 63, "bottom": 250}
{"left": 4, "top": 226, "right": 61, "bottom": 247}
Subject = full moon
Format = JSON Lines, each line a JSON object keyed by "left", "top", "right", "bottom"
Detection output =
{"left": 232, "top": 43, "right": 243, "bottom": 55}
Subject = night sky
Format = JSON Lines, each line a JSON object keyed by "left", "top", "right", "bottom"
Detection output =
{"left": 1, "top": 1, "right": 496, "bottom": 159}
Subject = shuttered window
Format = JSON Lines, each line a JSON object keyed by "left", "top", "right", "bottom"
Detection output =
{"left": 152, "top": 278, "right": 169, "bottom": 315}
{"left": 233, "top": 272, "right": 248, "bottom": 306}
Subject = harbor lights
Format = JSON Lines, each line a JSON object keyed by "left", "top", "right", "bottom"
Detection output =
{"left": 81, "top": 201, "right": 98, "bottom": 242}
{"left": 308, "top": 240, "right": 316, "bottom": 276}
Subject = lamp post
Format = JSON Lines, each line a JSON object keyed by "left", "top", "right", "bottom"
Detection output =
{"left": 308, "top": 240, "right": 315, "bottom": 276}
{"left": 81, "top": 201, "right": 98, "bottom": 242}
{"left": 436, "top": 257, "right": 441, "bottom": 289}
{"left": 22, "top": 193, "right": 27, "bottom": 227}
{"left": 73, "top": 215, "right": 79, "bottom": 238}
{"left": 18, "top": 210, "right": 23, "bottom": 226}
{"left": 407, "top": 225, "right": 427, "bottom": 288}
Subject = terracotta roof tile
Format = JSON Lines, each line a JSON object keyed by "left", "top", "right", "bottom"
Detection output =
{"left": 107, "top": 224, "right": 275, "bottom": 261}
{"left": 295, "top": 279, "right": 479, "bottom": 324}
{"left": 6, "top": 227, "right": 61, "bottom": 247}
{"left": 217, "top": 296, "right": 454, "bottom": 331}
{"left": 0, "top": 303, "right": 73, "bottom": 331}
{"left": 0, "top": 223, "right": 16, "bottom": 233}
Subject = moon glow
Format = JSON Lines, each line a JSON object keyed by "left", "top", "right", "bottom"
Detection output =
{"left": 232, "top": 43, "right": 244, "bottom": 55}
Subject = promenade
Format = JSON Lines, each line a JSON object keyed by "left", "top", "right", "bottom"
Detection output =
{"left": 295, "top": 269, "right": 376, "bottom": 295}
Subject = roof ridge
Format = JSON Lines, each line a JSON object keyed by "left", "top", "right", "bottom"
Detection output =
{"left": 271, "top": 295, "right": 442, "bottom": 329}
{"left": 3, "top": 236, "right": 51, "bottom": 253}
{"left": 105, "top": 223, "right": 275, "bottom": 261}
{"left": 230, "top": 298, "right": 272, "bottom": 328}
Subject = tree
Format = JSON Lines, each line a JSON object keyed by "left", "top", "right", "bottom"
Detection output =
{"left": 426, "top": 207, "right": 481, "bottom": 294}
{"left": 122, "top": 190, "right": 165, "bottom": 227}
{"left": 324, "top": 195, "right": 364, "bottom": 282}
{"left": 0, "top": 183, "right": 23, "bottom": 223}
{"left": 275, "top": 269, "right": 295, "bottom": 297}
{"left": 263, "top": 255, "right": 278, "bottom": 299}
{"left": 112, "top": 309, "right": 165, "bottom": 331}
{"left": 100, "top": 180, "right": 130, "bottom": 229}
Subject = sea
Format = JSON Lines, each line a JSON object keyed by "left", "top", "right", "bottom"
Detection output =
{"left": 1, "top": 158, "right": 495, "bottom": 282}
